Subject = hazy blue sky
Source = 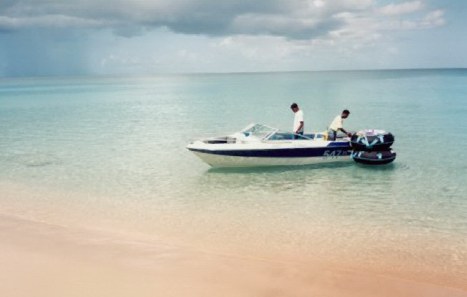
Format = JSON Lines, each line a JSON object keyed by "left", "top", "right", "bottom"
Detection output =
{"left": 0, "top": 0, "right": 465, "bottom": 76}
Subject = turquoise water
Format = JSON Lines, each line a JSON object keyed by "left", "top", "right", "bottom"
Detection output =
{"left": 1, "top": 70, "right": 466, "bottom": 275}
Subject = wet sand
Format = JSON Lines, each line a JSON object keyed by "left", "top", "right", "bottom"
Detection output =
{"left": 1, "top": 213, "right": 466, "bottom": 297}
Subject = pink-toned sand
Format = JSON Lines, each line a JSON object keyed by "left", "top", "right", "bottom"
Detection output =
{"left": 1, "top": 213, "right": 466, "bottom": 297}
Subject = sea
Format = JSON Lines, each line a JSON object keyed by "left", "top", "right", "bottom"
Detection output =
{"left": 1, "top": 69, "right": 466, "bottom": 281}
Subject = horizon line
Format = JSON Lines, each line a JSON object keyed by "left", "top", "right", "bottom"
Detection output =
{"left": 1, "top": 67, "right": 466, "bottom": 80}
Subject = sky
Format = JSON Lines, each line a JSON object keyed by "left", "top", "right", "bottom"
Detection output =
{"left": 0, "top": 0, "right": 466, "bottom": 77}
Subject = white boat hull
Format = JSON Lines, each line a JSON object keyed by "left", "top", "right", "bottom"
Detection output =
{"left": 187, "top": 124, "right": 352, "bottom": 168}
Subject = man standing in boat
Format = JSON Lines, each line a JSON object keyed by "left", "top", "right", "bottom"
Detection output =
{"left": 328, "top": 109, "right": 351, "bottom": 140}
{"left": 290, "top": 103, "right": 304, "bottom": 138}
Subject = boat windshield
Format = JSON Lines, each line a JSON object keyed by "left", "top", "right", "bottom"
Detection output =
{"left": 267, "top": 132, "right": 311, "bottom": 140}
{"left": 241, "top": 124, "right": 277, "bottom": 139}
{"left": 241, "top": 124, "right": 315, "bottom": 141}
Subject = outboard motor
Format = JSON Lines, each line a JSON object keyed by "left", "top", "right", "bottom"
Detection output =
{"left": 350, "top": 129, "right": 396, "bottom": 165}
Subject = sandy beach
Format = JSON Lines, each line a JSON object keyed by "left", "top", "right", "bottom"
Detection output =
{"left": 1, "top": 210, "right": 466, "bottom": 297}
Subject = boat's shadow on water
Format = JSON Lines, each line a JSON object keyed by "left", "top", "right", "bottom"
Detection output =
{"left": 206, "top": 162, "right": 400, "bottom": 175}
{"left": 206, "top": 162, "right": 355, "bottom": 174}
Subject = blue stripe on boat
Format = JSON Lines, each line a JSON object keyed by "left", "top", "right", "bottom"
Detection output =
{"left": 188, "top": 145, "right": 351, "bottom": 158}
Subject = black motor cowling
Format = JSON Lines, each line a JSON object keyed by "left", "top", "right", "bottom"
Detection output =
{"left": 351, "top": 150, "right": 396, "bottom": 165}
{"left": 350, "top": 129, "right": 394, "bottom": 151}
{"left": 351, "top": 129, "right": 396, "bottom": 165}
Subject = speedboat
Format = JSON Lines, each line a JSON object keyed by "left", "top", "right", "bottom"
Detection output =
{"left": 186, "top": 124, "right": 352, "bottom": 168}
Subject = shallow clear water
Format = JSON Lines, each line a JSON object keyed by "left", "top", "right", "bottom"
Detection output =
{"left": 1, "top": 70, "right": 466, "bottom": 275}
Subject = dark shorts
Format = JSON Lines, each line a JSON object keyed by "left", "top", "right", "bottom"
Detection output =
{"left": 328, "top": 130, "right": 337, "bottom": 141}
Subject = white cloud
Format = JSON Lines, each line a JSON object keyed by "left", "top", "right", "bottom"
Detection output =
{"left": 422, "top": 9, "right": 445, "bottom": 27}
{"left": 0, "top": 15, "right": 107, "bottom": 31}
{"left": 379, "top": 1, "right": 423, "bottom": 16}
{"left": 215, "top": 35, "right": 296, "bottom": 61}
{"left": 313, "top": 0, "right": 325, "bottom": 8}
{"left": 379, "top": 9, "right": 445, "bottom": 30}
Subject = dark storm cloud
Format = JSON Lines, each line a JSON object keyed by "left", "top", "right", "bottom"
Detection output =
{"left": 0, "top": 0, "right": 372, "bottom": 39}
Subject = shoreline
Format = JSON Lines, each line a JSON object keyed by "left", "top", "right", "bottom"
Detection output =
{"left": 1, "top": 213, "right": 466, "bottom": 297}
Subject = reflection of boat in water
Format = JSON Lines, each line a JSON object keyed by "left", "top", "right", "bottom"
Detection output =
{"left": 187, "top": 124, "right": 352, "bottom": 168}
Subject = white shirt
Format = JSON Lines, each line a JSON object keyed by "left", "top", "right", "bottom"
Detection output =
{"left": 293, "top": 110, "right": 304, "bottom": 132}
{"left": 329, "top": 115, "right": 343, "bottom": 131}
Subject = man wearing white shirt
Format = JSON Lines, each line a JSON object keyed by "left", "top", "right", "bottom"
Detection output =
{"left": 328, "top": 109, "right": 351, "bottom": 140}
{"left": 290, "top": 103, "right": 304, "bottom": 138}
